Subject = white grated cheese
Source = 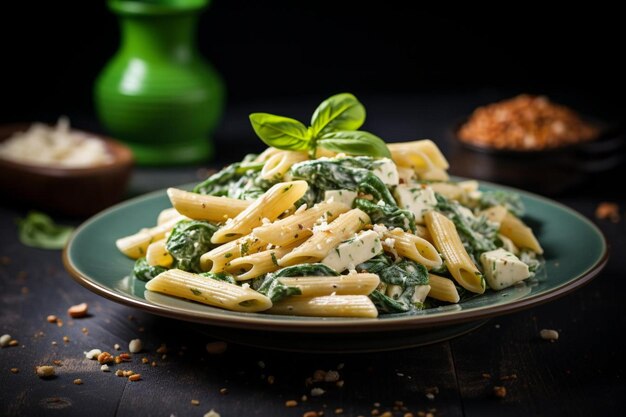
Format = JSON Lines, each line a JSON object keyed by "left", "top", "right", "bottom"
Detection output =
{"left": 383, "top": 238, "right": 396, "bottom": 249}
{"left": 295, "top": 203, "right": 308, "bottom": 214}
{"left": 242, "top": 283, "right": 250, "bottom": 289}
{"left": 261, "top": 217, "right": 271, "bottom": 225}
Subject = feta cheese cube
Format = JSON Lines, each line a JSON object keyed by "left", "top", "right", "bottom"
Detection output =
{"left": 480, "top": 248, "right": 530, "bottom": 290}
{"left": 393, "top": 185, "right": 437, "bottom": 224}
{"left": 322, "top": 230, "right": 383, "bottom": 272}
{"left": 372, "top": 158, "right": 399, "bottom": 186}
{"left": 324, "top": 189, "right": 358, "bottom": 207}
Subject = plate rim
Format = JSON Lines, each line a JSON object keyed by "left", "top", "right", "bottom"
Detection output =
{"left": 63, "top": 180, "right": 609, "bottom": 334}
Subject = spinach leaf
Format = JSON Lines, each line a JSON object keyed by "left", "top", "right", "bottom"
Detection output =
{"left": 354, "top": 198, "right": 416, "bottom": 232}
{"left": 253, "top": 263, "right": 337, "bottom": 303}
{"left": 478, "top": 190, "right": 525, "bottom": 217}
{"left": 288, "top": 157, "right": 396, "bottom": 205}
{"left": 249, "top": 113, "right": 311, "bottom": 151}
{"left": 166, "top": 220, "right": 218, "bottom": 273}
{"left": 132, "top": 257, "right": 167, "bottom": 282}
{"left": 310, "top": 93, "right": 365, "bottom": 136}
{"left": 17, "top": 211, "right": 74, "bottom": 250}
{"left": 318, "top": 131, "right": 391, "bottom": 158}
{"left": 436, "top": 194, "right": 498, "bottom": 263}
{"left": 358, "top": 254, "right": 429, "bottom": 313}
{"left": 199, "top": 271, "right": 237, "bottom": 285}
{"left": 193, "top": 156, "right": 263, "bottom": 196}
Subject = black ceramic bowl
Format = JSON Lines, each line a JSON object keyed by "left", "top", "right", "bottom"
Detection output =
{"left": 448, "top": 120, "right": 625, "bottom": 195}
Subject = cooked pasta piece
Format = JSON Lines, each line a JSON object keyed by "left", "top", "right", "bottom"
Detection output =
{"left": 260, "top": 150, "right": 308, "bottom": 180}
{"left": 269, "top": 295, "right": 378, "bottom": 318}
{"left": 116, "top": 215, "right": 185, "bottom": 259}
{"left": 167, "top": 188, "right": 251, "bottom": 222}
{"left": 253, "top": 201, "right": 350, "bottom": 246}
{"left": 145, "top": 269, "right": 272, "bottom": 312}
{"left": 424, "top": 211, "right": 485, "bottom": 294}
{"left": 479, "top": 205, "right": 508, "bottom": 226}
{"left": 383, "top": 229, "right": 443, "bottom": 270}
{"left": 428, "top": 182, "right": 466, "bottom": 201}
{"left": 200, "top": 235, "right": 267, "bottom": 272}
{"left": 254, "top": 146, "right": 282, "bottom": 162}
{"left": 388, "top": 140, "right": 449, "bottom": 180}
{"left": 211, "top": 181, "right": 308, "bottom": 244}
{"left": 146, "top": 239, "right": 173, "bottom": 268}
{"left": 277, "top": 273, "right": 380, "bottom": 297}
{"left": 279, "top": 209, "right": 370, "bottom": 266}
{"left": 500, "top": 212, "right": 543, "bottom": 254}
{"left": 224, "top": 240, "right": 304, "bottom": 280}
{"left": 157, "top": 207, "right": 181, "bottom": 225}
{"left": 427, "top": 274, "right": 460, "bottom": 303}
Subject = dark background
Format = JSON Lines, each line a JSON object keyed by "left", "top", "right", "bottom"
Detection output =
{"left": 2, "top": 1, "right": 624, "bottom": 125}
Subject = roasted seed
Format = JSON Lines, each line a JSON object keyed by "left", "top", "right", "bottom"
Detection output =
{"left": 191, "top": 399, "right": 200, "bottom": 406}
{"left": 67, "top": 303, "right": 88, "bottom": 318}
{"left": 36, "top": 365, "right": 55, "bottom": 378}
{"left": 540, "top": 329, "right": 559, "bottom": 341}
{"left": 10, "top": 368, "right": 19, "bottom": 374}
{"left": 285, "top": 400, "right": 298, "bottom": 407}
{"left": 73, "top": 379, "right": 83, "bottom": 385}
{"left": 97, "top": 352, "right": 113, "bottom": 364}
{"left": 128, "top": 373, "right": 141, "bottom": 381}
{"left": 47, "top": 315, "right": 58, "bottom": 323}
{"left": 129, "top": 339, "right": 142, "bottom": 353}
{"left": 206, "top": 341, "right": 228, "bottom": 354}
{"left": 493, "top": 386, "right": 507, "bottom": 398}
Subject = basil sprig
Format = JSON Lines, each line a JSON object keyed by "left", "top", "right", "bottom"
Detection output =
{"left": 249, "top": 93, "right": 391, "bottom": 158}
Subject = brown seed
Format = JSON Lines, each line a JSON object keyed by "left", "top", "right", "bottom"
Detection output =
{"left": 191, "top": 399, "right": 200, "bottom": 406}
{"left": 97, "top": 352, "right": 113, "bottom": 364}
{"left": 285, "top": 400, "right": 298, "bottom": 407}
{"left": 73, "top": 379, "right": 83, "bottom": 385}
{"left": 335, "top": 408, "right": 344, "bottom": 415}
{"left": 371, "top": 410, "right": 380, "bottom": 416}
{"left": 151, "top": 361, "right": 157, "bottom": 367}
{"left": 335, "top": 380, "right": 344, "bottom": 388}
{"left": 67, "top": 303, "right": 88, "bottom": 318}
{"left": 52, "top": 360, "right": 62, "bottom": 366}
{"left": 403, "top": 413, "right": 415, "bottom": 417}
{"left": 123, "top": 370, "right": 134, "bottom": 377}
{"left": 36, "top": 365, "right": 55, "bottom": 378}
{"left": 267, "top": 375, "right": 275, "bottom": 384}
{"left": 81, "top": 327, "right": 88, "bottom": 335}
{"left": 115, "top": 370, "right": 124, "bottom": 377}
{"left": 63, "top": 336, "right": 70, "bottom": 343}
{"left": 56, "top": 319, "right": 63, "bottom": 327}
{"left": 142, "top": 357, "right": 149, "bottom": 364}
{"left": 10, "top": 368, "right": 19, "bottom": 374}
{"left": 493, "top": 386, "right": 507, "bottom": 398}
{"left": 219, "top": 388, "right": 228, "bottom": 395}
{"left": 8, "top": 340, "right": 18, "bottom": 347}
{"left": 128, "top": 374, "right": 141, "bottom": 381}
{"left": 114, "top": 356, "right": 122, "bottom": 364}
{"left": 303, "top": 412, "right": 318, "bottom": 417}
{"left": 380, "top": 412, "right": 392, "bottom": 417}
{"left": 47, "top": 315, "right": 58, "bottom": 323}
{"left": 312, "top": 369, "right": 326, "bottom": 381}
{"left": 119, "top": 353, "right": 132, "bottom": 361}
{"left": 205, "top": 341, "right": 228, "bottom": 354}
{"left": 156, "top": 344, "right": 168, "bottom": 354}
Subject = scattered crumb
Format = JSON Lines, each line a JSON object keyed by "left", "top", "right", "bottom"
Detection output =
{"left": 482, "top": 373, "right": 491, "bottom": 379}
{"left": 129, "top": 339, "right": 142, "bottom": 353}
{"left": 142, "top": 357, "right": 149, "bottom": 364}
{"left": 371, "top": 410, "right": 380, "bottom": 416}
{"left": 303, "top": 412, "right": 318, "bottom": 417}
{"left": 595, "top": 202, "right": 620, "bottom": 222}
{"left": 114, "top": 343, "right": 121, "bottom": 350}
{"left": 336, "top": 380, "right": 345, "bottom": 388}
{"left": 501, "top": 374, "right": 518, "bottom": 381}
{"left": 115, "top": 370, "right": 124, "bottom": 377}
{"left": 56, "top": 319, "right": 63, "bottom": 327}
{"left": 151, "top": 361, "right": 157, "bottom": 367}
{"left": 206, "top": 341, "right": 228, "bottom": 354}
{"left": 310, "top": 388, "right": 325, "bottom": 397}
{"left": 191, "top": 400, "right": 200, "bottom": 406}
{"left": 267, "top": 375, "right": 275, "bottom": 385}
{"left": 67, "top": 303, "right": 88, "bottom": 318}
{"left": 36, "top": 365, "right": 55, "bottom": 378}
{"left": 324, "top": 370, "right": 340, "bottom": 382}
{"left": 204, "top": 410, "right": 220, "bottom": 417}
{"left": 258, "top": 360, "right": 266, "bottom": 369}
{"left": 101, "top": 364, "right": 110, "bottom": 372}
{"left": 285, "top": 400, "right": 298, "bottom": 407}
{"left": 219, "top": 388, "right": 228, "bottom": 395}
{"left": 493, "top": 386, "right": 507, "bottom": 398}
{"left": 156, "top": 344, "right": 167, "bottom": 354}
{"left": 301, "top": 395, "right": 308, "bottom": 402}
{"left": 81, "top": 327, "right": 88, "bottom": 335}
{"left": 52, "top": 360, "right": 62, "bottom": 366}
{"left": 335, "top": 408, "right": 344, "bottom": 415}
{"left": 73, "top": 379, "right": 83, "bottom": 385}
{"left": 47, "top": 315, "right": 58, "bottom": 324}
{"left": 380, "top": 412, "right": 393, "bottom": 417}
{"left": 540, "top": 329, "right": 559, "bottom": 341}
{"left": 425, "top": 393, "right": 435, "bottom": 400}
{"left": 8, "top": 340, "right": 18, "bottom": 347}
{"left": 403, "top": 413, "right": 414, "bottom": 417}
{"left": 10, "top": 368, "right": 19, "bottom": 374}
{"left": 128, "top": 374, "right": 141, "bottom": 381}
{"left": 51, "top": 341, "right": 57, "bottom": 346}
{"left": 97, "top": 352, "right": 114, "bottom": 364}
{"left": 122, "top": 370, "right": 134, "bottom": 377}
{"left": 494, "top": 324, "right": 500, "bottom": 329}
{"left": 63, "top": 336, "right": 70, "bottom": 343}
{"left": 0, "top": 334, "right": 12, "bottom": 347}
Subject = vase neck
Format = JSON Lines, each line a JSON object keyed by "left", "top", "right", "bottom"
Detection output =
{"left": 119, "top": 14, "right": 199, "bottom": 62}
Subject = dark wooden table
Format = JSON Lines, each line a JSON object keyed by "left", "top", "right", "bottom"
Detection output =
{"left": 2, "top": 94, "right": 625, "bottom": 417}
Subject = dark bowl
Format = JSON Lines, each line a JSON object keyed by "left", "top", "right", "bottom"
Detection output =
{"left": 449, "top": 119, "right": 625, "bottom": 195}
{"left": 0, "top": 123, "right": 134, "bottom": 216}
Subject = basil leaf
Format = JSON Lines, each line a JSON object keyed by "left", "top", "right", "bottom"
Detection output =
{"left": 249, "top": 113, "right": 311, "bottom": 151}
{"left": 310, "top": 93, "right": 366, "bottom": 137}
{"left": 317, "top": 131, "right": 391, "bottom": 158}
{"left": 17, "top": 211, "right": 74, "bottom": 250}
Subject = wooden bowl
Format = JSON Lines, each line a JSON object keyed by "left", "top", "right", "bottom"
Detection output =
{"left": 449, "top": 120, "right": 625, "bottom": 194}
{"left": 0, "top": 123, "right": 134, "bottom": 216}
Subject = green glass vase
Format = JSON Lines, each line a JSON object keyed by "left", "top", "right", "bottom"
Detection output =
{"left": 95, "top": 0, "right": 225, "bottom": 165}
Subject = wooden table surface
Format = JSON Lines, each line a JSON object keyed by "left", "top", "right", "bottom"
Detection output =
{"left": 1, "top": 94, "right": 625, "bottom": 417}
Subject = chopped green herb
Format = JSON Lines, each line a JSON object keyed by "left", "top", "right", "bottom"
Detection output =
{"left": 190, "top": 288, "right": 202, "bottom": 296}
{"left": 17, "top": 211, "right": 74, "bottom": 250}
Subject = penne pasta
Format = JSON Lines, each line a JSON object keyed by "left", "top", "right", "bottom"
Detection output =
{"left": 116, "top": 215, "right": 185, "bottom": 259}
{"left": 146, "top": 239, "right": 173, "bottom": 268}
{"left": 384, "top": 229, "right": 443, "bottom": 270}
{"left": 167, "top": 188, "right": 251, "bottom": 222}
{"left": 500, "top": 212, "right": 544, "bottom": 254}
{"left": 146, "top": 269, "right": 272, "bottom": 312}
{"left": 253, "top": 201, "right": 350, "bottom": 246}
{"left": 224, "top": 240, "right": 304, "bottom": 280}
{"left": 260, "top": 150, "right": 308, "bottom": 180}
{"left": 200, "top": 234, "right": 267, "bottom": 273}
{"left": 269, "top": 295, "right": 378, "bottom": 318}
{"left": 427, "top": 274, "right": 460, "bottom": 303}
{"left": 424, "top": 211, "right": 485, "bottom": 294}
{"left": 277, "top": 273, "right": 380, "bottom": 297}
{"left": 157, "top": 207, "right": 181, "bottom": 225}
{"left": 279, "top": 209, "right": 370, "bottom": 266}
{"left": 480, "top": 205, "right": 508, "bottom": 226}
{"left": 388, "top": 139, "right": 449, "bottom": 173}
{"left": 211, "top": 181, "right": 309, "bottom": 244}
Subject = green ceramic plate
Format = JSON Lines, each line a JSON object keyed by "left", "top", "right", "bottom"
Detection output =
{"left": 63, "top": 181, "right": 607, "bottom": 350}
